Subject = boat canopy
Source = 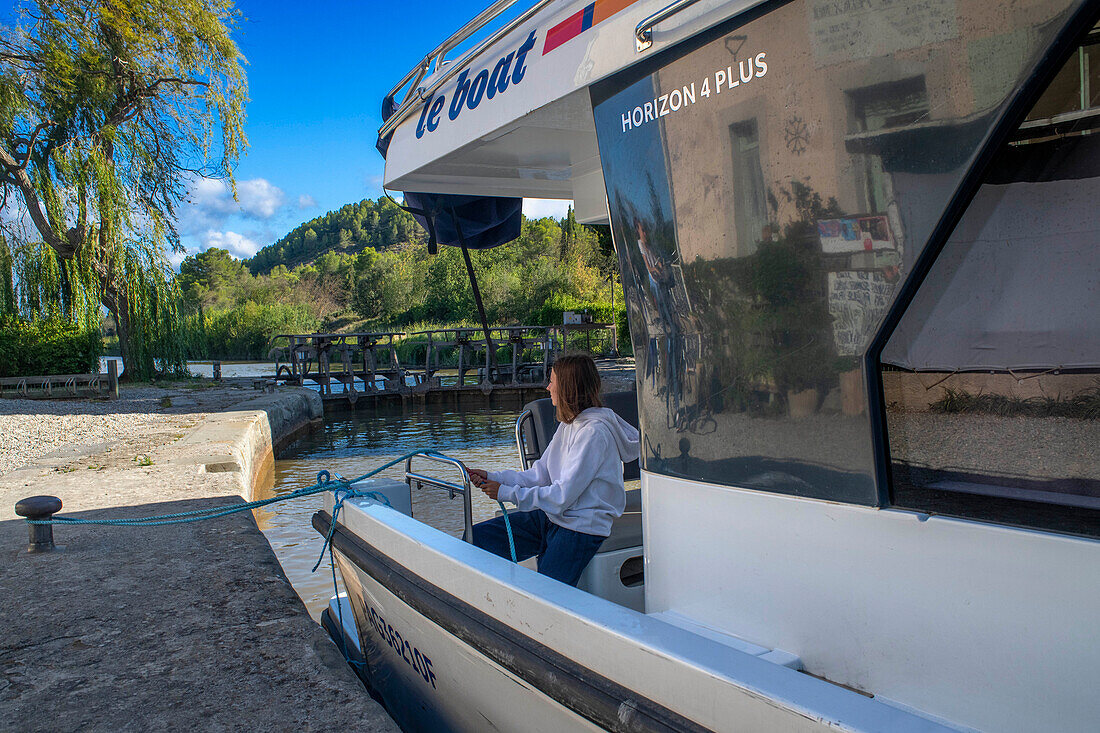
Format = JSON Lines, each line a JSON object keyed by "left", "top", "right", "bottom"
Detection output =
{"left": 399, "top": 192, "right": 522, "bottom": 254}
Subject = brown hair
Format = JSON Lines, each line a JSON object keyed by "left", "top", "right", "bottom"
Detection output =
{"left": 551, "top": 353, "right": 602, "bottom": 423}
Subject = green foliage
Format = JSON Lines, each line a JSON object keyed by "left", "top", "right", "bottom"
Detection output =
{"left": 351, "top": 245, "right": 421, "bottom": 320}
{"left": 184, "top": 302, "right": 319, "bottom": 360}
{"left": 0, "top": 0, "right": 247, "bottom": 379}
{"left": 616, "top": 307, "right": 632, "bottom": 357}
{"left": 0, "top": 236, "right": 103, "bottom": 327}
{"left": 528, "top": 291, "right": 618, "bottom": 327}
{"left": 0, "top": 316, "right": 102, "bottom": 377}
{"left": 248, "top": 197, "right": 423, "bottom": 274}
{"left": 175, "top": 205, "right": 627, "bottom": 360}
{"left": 361, "top": 213, "right": 618, "bottom": 328}
{"left": 177, "top": 247, "right": 249, "bottom": 308}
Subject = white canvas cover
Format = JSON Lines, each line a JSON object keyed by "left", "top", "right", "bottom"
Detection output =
{"left": 882, "top": 176, "right": 1100, "bottom": 371}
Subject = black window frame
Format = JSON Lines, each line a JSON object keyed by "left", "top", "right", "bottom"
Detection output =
{"left": 866, "top": 5, "right": 1100, "bottom": 536}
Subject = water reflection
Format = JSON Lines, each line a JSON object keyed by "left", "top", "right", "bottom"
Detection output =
{"left": 255, "top": 404, "right": 523, "bottom": 619}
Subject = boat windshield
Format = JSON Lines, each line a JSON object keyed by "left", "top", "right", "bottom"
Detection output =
{"left": 590, "top": 0, "right": 1095, "bottom": 505}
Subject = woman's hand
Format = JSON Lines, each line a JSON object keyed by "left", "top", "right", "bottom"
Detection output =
{"left": 478, "top": 480, "right": 501, "bottom": 501}
{"left": 468, "top": 469, "right": 500, "bottom": 500}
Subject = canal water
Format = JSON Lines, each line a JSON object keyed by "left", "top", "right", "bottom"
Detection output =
{"left": 254, "top": 403, "right": 528, "bottom": 619}
{"left": 100, "top": 357, "right": 274, "bottom": 379}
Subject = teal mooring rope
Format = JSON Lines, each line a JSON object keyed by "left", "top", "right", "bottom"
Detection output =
{"left": 22, "top": 449, "right": 520, "bottom": 669}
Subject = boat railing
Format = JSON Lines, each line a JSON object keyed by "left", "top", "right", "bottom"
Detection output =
{"left": 514, "top": 408, "right": 539, "bottom": 470}
{"left": 634, "top": 0, "right": 704, "bottom": 51}
{"left": 404, "top": 452, "right": 475, "bottom": 542}
{"left": 380, "top": 0, "right": 559, "bottom": 139}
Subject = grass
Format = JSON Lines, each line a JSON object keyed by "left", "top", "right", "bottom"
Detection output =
{"left": 931, "top": 384, "right": 1100, "bottom": 420}
{"left": 134, "top": 455, "right": 154, "bottom": 466}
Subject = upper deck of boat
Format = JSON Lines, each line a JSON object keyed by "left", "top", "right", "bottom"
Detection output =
{"left": 379, "top": 0, "right": 767, "bottom": 223}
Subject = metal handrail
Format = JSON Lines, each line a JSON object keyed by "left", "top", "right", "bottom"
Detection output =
{"left": 635, "top": 0, "right": 704, "bottom": 51}
{"left": 404, "top": 452, "right": 475, "bottom": 543}
{"left": 514, "top": 408, "right": 537, "bottom": 470}
{"left": 432, "top": 0, "right": 519, "bottom": 70}
{"left": 379, "top": 0, "right": 559, "bottom": 139}
{"left": 383, "top": 0, "right": 518, "bottom": 105}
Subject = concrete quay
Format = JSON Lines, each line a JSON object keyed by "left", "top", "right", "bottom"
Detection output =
{"left": 0, "top": 385, "right": 398, "bottom": 732}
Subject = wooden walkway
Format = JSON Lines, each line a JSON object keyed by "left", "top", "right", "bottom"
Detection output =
{"left": 267, "top": 324, "right": 617, "bottom": 403}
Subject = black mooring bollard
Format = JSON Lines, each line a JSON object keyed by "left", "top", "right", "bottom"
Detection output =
{"left": 15, "top": 496, "right": 63, "bottom": 553}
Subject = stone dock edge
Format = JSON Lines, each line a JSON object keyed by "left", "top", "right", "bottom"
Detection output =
{"left": 0, "top": 387, "right": 400, "bottom": 732}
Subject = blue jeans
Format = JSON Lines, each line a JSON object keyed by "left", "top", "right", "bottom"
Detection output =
{"left": 472, "top": 510, "right": 607, "bottom": 587}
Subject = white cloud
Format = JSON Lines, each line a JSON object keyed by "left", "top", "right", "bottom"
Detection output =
{"left": 0, "top": 199, "right": 33, "bottom": 233}
{"left": 523, "top": 198, "right": 573, "bottom": 221}
{"left": 188, "top": 177, "right": 237, "bottom": 214}
{"left": 168, "top": 249, "right": 189, "bottom": 270}
{"left": 200, "top": 230, "right": 262, "bottom": 259}
{"left": 236, "top": 179, "right": 286, "bottom": 219}
{"left": 297, "top": 194, "right": 317, "bottom": 209}
{"left": 179, "top": 176, "right": 286, "bottom": 234}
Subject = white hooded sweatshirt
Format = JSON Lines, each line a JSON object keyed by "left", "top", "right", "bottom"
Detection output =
{"left": 489, "top": 407, "right": 641, "bottom": 536}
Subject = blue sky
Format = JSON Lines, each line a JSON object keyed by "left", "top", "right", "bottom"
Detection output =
{"left": 174, "top": 0, "right": 572, "bottom": 264}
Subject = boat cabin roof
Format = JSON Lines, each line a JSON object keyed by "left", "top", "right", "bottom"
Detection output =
{"left": 380, "top": 0, "right": 765, "bottom": 223}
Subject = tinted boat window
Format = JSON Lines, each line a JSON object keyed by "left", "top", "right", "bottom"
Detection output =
{"left": 591, "top": 0, "right": 1087, "bottom": 503}
{"left": 882, "top": 29, "right": 1100, "bottom": 536}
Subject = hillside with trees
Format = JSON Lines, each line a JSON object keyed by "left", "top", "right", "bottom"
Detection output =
{"left": 247, "top": 197, "right": 423, "bottom": 274}
{"left": 176, "top": 206, "right": 627, "bottom": 360}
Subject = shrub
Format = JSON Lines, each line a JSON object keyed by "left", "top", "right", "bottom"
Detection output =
{"left": 0, "top": 317, "right": 103, "bottom": 377}
{"left": 931, "top": 385, "right": 1100, "bottom": 420}
{"left": 185, "top": 302, "right": 320, "bottom": 360}
{"left": 526, "top": 292, "right": 627, "bottom": 357}
{"left": 616, "top": 307, "right": 633, "bottom": 357}
{"left": 529, "top": 291, "right": 618, "bottom": 326}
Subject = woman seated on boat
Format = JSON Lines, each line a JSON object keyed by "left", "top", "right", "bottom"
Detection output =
{"left": 469, "top": 353, "right": 640, "bottom": 586}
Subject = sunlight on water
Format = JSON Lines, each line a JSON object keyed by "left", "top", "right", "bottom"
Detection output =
{"left": 255, "top": 403, "right": 526, "bottom": 619}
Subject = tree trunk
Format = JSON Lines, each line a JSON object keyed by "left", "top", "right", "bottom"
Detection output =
{"left": 102, "top": 284, "right": 142, "bottom": 382}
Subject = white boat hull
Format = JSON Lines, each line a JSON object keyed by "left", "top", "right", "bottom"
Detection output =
{"left": 334, "top": 553, "right": 604, "bottom": 733}
{"left": 316, "top": 497, "right": 955, "bottom": 733}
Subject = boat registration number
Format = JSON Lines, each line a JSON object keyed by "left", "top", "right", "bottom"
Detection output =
{"left": 365, "top": 603, "right": 438, "bottom": 689}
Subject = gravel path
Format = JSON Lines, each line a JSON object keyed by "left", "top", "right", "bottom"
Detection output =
{"left": 0, "top": 384, "right": 257, "bottom": 478}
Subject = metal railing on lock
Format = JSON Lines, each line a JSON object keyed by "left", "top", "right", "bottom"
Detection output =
{"left": 404, "top": 452, "right": 476, "bottom": 543}
{"left": 379, "top": 0, "right": 559, "bottom": 139}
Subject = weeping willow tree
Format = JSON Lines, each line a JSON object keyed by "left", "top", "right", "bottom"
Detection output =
{"left": 0, "top": 0, "right": 246, "bottom": 379}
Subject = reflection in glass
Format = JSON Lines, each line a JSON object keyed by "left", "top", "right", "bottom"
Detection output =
{"left": 883, "top": 42, "right": 1100, "bottom": 534}
{"left": 591, "top": 0, "right": 1085, "bottom": 503}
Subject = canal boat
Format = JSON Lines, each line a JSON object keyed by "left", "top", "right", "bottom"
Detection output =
{"left": 314, "top": 0, "right": 1100, "bottom": 730}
